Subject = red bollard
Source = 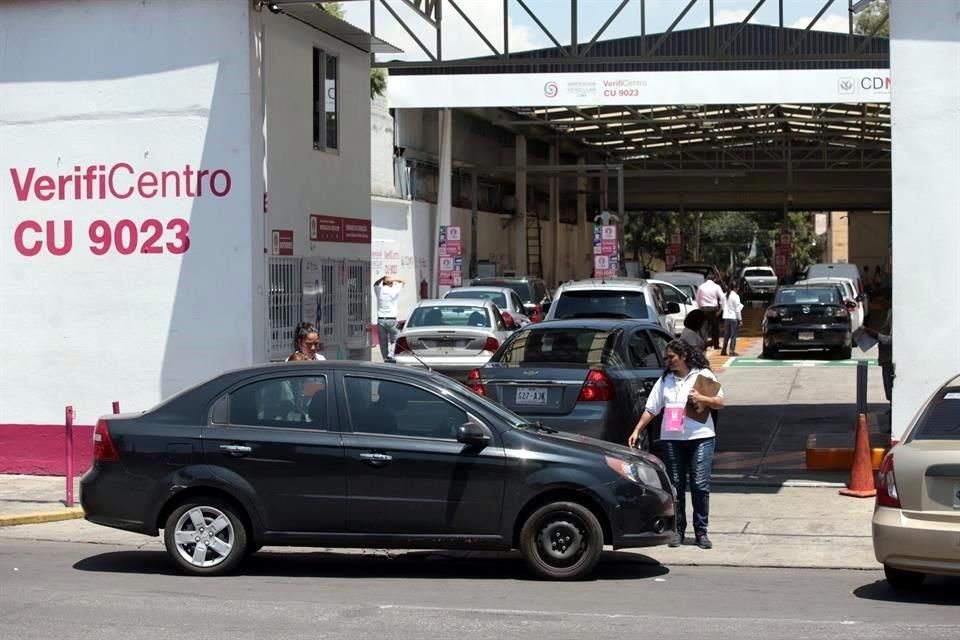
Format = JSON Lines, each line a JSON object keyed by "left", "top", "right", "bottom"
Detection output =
{"left": 112, "top": 401, "right": 120, "bottom": 414}
{"left": 65, "top": 406, "right": 75, "bottom": 507}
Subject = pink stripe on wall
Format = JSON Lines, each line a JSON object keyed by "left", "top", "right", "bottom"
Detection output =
{"left": 0, "top": 424, "right": 94, "bottom": 476}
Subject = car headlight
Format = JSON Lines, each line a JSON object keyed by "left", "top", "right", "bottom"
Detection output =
{"left": 605, "top": 456, "right": 661, "bottom": 488}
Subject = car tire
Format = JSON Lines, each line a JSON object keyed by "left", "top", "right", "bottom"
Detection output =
{"left": 519, "top": 501, "right": 604, "bottom": 581}
{"left": 836, "top": 346, "right": 852, "bottom": 360}
{"left": 884, "top": 564, "right": 925, "bottom": 590}
{"left": 762, "top": 346, "right": 778, "bottom": 359}
{"left": 163, "top": 498, "right": 248, "bottom": 576}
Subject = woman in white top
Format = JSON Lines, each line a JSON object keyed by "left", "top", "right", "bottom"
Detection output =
{"left": 286, "top": 322, "right": 326, "bottom": 361}
{"left": 628, "top": 339, "right": 725, "bottom": 549}
{"left": 721, "top": 281, "right": 744, "bottom": 356}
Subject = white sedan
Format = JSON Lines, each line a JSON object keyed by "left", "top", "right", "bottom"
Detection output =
{"left": 394, "top": 299, "right": 510, "bottom": 380}
{"left": 649, "top": 279, "right": 697, "bottom": 336}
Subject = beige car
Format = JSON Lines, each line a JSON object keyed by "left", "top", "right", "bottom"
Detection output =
{"left": 872, "top": 373, "right": 960, "bottom": 589}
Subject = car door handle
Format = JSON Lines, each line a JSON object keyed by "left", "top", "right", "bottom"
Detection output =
{"left": 219, "top": 444, "right": 252, "bottom": 456}
{"left": 359, "top": 452, "right": 393, "bottom": 466}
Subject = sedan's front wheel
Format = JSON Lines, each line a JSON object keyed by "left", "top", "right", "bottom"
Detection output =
{"left": 519, "top": 501, "right": 603, "bottom": 580}
{"left": 164, "top": 498, "right": 247, "bottom": 576}
{"left": 884, "top": 564, "right": 925, "bottom": 590}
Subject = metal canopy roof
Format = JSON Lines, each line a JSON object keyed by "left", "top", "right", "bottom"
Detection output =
{"left": 271, "top": 2, "right": 402, "bottom": 54}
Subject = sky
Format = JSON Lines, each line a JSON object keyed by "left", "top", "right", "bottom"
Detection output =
{"left": 337, "top": 0, "right": 858, "bottom": 62}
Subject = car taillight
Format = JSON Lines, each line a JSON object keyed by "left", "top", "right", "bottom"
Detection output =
{"left": 93, "top": 419, "right": 119, "bottom": 462}
{"left": 466, "top": 368, "right": 486, "bottom": 395}
{"left": 530, "top": 304, "right": 542, "bottom": 323}
{"left": 394, "top": 337, "right": 410, "bottom": 354}
{"left": 483, "top": 337, "right": 500, "bottom": 353}
{"left": 501, "top": 311, "right": 515, "bottom": 329}
{"left": 876, "top": 453, "right": 900, "bottom": 508}
{"left": 765, "top": 308, "right": 781, "bottom": 319}
{"left": 578, "top": 369, "right": 615, "bottom": 402}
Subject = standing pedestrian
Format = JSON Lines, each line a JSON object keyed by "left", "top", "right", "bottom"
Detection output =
{"left": 374, "top": 274, "right": 405, "bottom": 362}
{"left": 864, "top": 288, "right": 893, "bottom": 401}
{"left": 695, "top": 274, "right": 725, "bottom": 350}
{"left": 287, "top": 321, "right": 325, "bottom": 361}
{"left": 680, "top": 309, "right": 707, "bottom": 353}
{"left": 628, "top": 339, "right": 725, "bottom": 549}
{"left": 721, "top": 281, "right": 744, "bottom": 356}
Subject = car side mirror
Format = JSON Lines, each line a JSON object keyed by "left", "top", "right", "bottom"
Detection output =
{"left": 457, "top": 421, "right": 491, "bottom": 447}
{"left": 855, "top": 294, "right": 864, "bottom": 303}
{"left": 665, "top": 301, "right": 681, "bottom": 314}
{"left": 845, "top": 300, "right": 858, "bottom": 311}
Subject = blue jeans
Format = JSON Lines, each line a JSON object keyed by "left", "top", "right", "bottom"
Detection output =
{"left": 377, "top": 319, "right": 399, "bottom": 360}
{"left": 661, "top": 437, "right": 715, "bottom": 536}
{"left": 722, "top": 319, "right": 739, "bottom": 354}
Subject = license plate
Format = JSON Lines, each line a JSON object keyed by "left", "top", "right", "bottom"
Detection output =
{"left": 954, "top": 483, "right": 960, "bottom": 509}
{"left": 516, "top": 387, "right": 547, "bottom": 405}
{"left": 798, "top": 331, "right": 815, "bottom": 341}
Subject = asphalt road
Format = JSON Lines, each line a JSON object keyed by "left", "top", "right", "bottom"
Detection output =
{"left": 1, "top": 540, "right": 958, "bottom": 640}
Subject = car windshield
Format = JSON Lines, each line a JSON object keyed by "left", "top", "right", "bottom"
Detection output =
{"left": 774, "top": 287, "right": 840, "bottom": 305}
{"left": 472, "top": 280, "right": 531, "bottom": 302}
{"left": 744, "top": 268, "right": 775, "bottom": 277}
{"left": 446, "top": 290, "right": 507, "bottom": 308}
{"left": 494, "top": 328, "right": 620, "bottom": 366}
{"left": 406, "top": 305, "right": 490, "bottom": 328}
{"left": 911, "top": 388, "right": 960, "bottom": 441}
{"left": 552, "top": 290, "right": 648, "bottom": 320}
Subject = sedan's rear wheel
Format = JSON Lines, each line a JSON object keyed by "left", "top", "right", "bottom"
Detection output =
{"left": 884, "top": 564, "right": 925, "bottom": 590}
{"left": 164, "top": 498, "right": 247, "bottom": 576}
{"left": 519, "top": 501, "right": 603, "bottom": 581}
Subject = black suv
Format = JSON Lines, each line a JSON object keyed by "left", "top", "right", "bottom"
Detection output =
{"left": 81, "top": 362, "right": 675, "bottom": 580}
{"left": 469, "top": 277, "right": 551, "bottom": 322}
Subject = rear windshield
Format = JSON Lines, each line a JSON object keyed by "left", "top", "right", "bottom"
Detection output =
{"left": 446, "top": 290, "right": 507, "bottom": 308}
{"left": 406, "top": 305, "right": 490, "bottom": 328}
{"left": 495, "top": 328, "right": 619, "bottom": 366}
{"left": 774, "top": 287, "right": 840, "bottom": 305}
{"left": 911, "top": 389, "right": 960, "bottom": 441}
{"left": 552, "top": 290, "right": 649, "bottom": 320}
{"left": 743, "top": 268, "right": 775, "bottom": 277}
{"left": 471, "top": 280, "right": 532, "bottom": 302}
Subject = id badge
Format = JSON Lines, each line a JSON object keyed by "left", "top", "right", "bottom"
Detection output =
{"left": 664, "top": 403, "right": 686, "bottom": 433}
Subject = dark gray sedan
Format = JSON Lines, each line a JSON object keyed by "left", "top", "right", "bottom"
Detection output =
{"left": 467, "top": 320, "right": 673, "bottom": 450}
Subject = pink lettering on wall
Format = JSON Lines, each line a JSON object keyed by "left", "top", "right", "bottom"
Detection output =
{"left": 8, "top": 162, "right": 226, "bottom": 258}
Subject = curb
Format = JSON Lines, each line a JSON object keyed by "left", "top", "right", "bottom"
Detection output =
{"left": 0, "top": 508, "right": 84, "bottom": 527}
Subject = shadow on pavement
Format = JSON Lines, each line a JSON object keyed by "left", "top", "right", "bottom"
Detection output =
{"left": 853, "top": 576, "right": 960, "bottom": 606}
{"left": 73, "top": 549, "right": 669, "bottom": 581}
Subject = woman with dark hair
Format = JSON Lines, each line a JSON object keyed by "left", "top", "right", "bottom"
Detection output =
{"left": 628, "top": 339, "right": 725, "bottom": 549}
{"left": 680, "top": 308, "right": 707, "bottom": 352}
{"left": 287, "top": 321, "right": 326, "bottom": 361}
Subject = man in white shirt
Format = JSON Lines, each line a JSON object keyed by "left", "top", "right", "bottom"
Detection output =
{"left": 374, "top": 274, "right": 405, "bottom": 362}
{"left": 696, "top": 275, "right": 725, "bottom": 350}
{"left": 721, "top": 281, "right": 744, "bottom": 356}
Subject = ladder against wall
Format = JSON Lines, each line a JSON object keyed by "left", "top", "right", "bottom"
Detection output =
{"left": 526, "top": 216, "right": 542, "bottom": 279}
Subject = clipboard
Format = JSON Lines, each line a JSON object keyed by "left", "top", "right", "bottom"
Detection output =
{"left": 686, "top": 374, "right": 721, "bottom": 424}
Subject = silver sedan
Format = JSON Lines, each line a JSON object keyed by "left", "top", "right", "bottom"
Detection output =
{"left": 395, "top": 299, "right": 510, "bottom": 380}
{"left": 443, "top": 286, "right": 530, "bottom": 330}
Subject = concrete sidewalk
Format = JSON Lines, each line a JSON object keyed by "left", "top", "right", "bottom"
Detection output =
{"left": 0, "top": 473, "right": 879, "bottom": 571}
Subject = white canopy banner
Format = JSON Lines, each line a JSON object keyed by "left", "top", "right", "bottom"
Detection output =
{"left": 388, "top": 69, "right": 891, "bottom": 108}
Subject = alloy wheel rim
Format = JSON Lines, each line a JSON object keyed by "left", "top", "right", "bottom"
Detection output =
{"left": 173, "top": 506, "right": 234, "bottom": 568}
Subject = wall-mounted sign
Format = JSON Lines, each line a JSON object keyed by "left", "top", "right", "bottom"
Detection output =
{"left": 309, "top": 214, "right": 371, "bottom": 244}
{"left": 272, "top": 229, "right": 293, "bottom": 256}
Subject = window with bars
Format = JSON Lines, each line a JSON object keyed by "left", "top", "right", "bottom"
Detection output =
{"left": 268, "top": 257, "right": 302, "bottom": 359}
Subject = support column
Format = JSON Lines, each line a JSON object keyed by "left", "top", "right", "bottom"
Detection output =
{"left": 434, "top": 108, "right": 453, "bottom": 296}
{"left": 576, "top": 157, "right": 587, "bottom": 279}
{"left": 514, "top": 134, "right": 527, "bottom": 275}
{"left": 549, "top": 144, "right": 560, "bottom": 287}
{"left": 470, "top": 171, "right": 478, "bottom": 278}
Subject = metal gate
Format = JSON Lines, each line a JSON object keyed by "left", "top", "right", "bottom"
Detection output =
{"left": 268, "top": 256, "right": 371, "bottom": 360}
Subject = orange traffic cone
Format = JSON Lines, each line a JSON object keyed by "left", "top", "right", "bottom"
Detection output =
{"left": 839, "top": 413, "right": 877, "bottom": 498}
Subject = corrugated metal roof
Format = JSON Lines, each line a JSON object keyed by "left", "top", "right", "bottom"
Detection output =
{"left": 276, "top": 3, "right": 402, "bottom": 54}
{"left": 388, "top": 24, "right": 887, "bottom": 75}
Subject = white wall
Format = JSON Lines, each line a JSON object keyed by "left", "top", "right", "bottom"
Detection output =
{"left": 258, "top": 11, "right": 371, "bottom": 262}
{"left": 0, "top": 0, "right": 254, "bottom": 424}
{"left": 890, "top": 0, "right": 960, "bottom": 440}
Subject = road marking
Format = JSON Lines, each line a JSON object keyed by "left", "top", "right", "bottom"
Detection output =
{"left": 729, "top": 358, "right": 878, "bottom": 368}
